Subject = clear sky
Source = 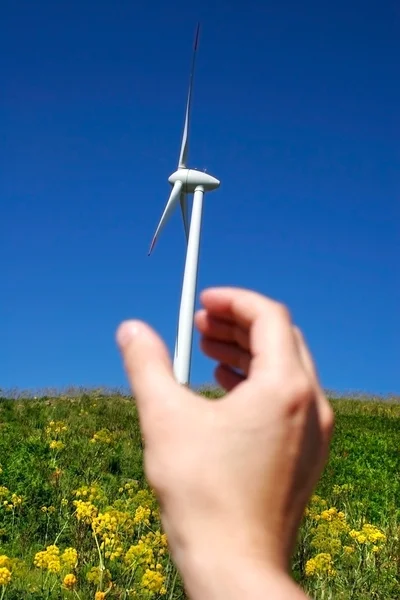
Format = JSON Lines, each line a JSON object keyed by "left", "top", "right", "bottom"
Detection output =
{"left": 2, "top": 0, "right": 399, "bottom": 394}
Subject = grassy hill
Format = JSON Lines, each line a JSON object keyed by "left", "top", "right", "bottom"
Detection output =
{"left": 0, "top": 390, "right": 398, "bottom": 599}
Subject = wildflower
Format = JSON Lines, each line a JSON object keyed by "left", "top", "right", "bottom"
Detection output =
{"left": 49, "top": 440, "right": 65, "bottom": 451}
{"left": 349, "top": 524, "right": 386, "bottom": 546}
{"left": 73, "top": 500, "right": 98, "bottom": 524}
{"left": 132, "top": 489, "right": 155, "bottom": 508}
{"left": 305, "top": 553, "right": 336, "bottom": 577}
{"left": 34, "top": 551, "right": 48, "bottom": 568}
{"left": 125, "top": 542, "right": 154, "bottom": 567}
{"left": 107, "top": 547, "right": 123, "bottom": 561}
{"left": 141, "top": 530, "right": 168, "bottom": 549}
{"left": 361, "top": 524, "right": 386, "bottom": 544}
{"left": 332, "top": 483, "right": 354, "bottom": 496}
{"left": 48, "top": 558, "right": 61, "bottom": 573}
{"left": 46, "top": 420, "right": 68, "bottom": 435}
{"left": 10, "top": 493, "right": 23, "bottom": 507}
{"left": 90, "top": 429, "right": 113, "bottom": 444}
{"left": 134, "top": 505, "right": 151, "bottom": 525}
{"left": 309, "top": 505, "right": 349, "bottom": 556}
{"left": 343, "top": 545, "right": 355, "bottom": 554}
{"left": 95, "top": 592, "right": 106, "bottom": 600}
{"left": 63, "top": 573, "right": 77, "bottom": 589}
{"left": 61, "top": 547, "right": 78, "bottom": 569}
{"left": 141, "top": 568, "right": 166, "bottom": 593}
{"left": 0, "top": 557, "right": 10, "bottom": 569}
{"left": 74, "top": 484, "right": 105, "bottom": 503}
{"left": 92, "top": 509, "right": 134, "bottom": 545}
{"left": 34, "top": 544, "right": 60, "bottom": 570}
{"left": 86, "top": 566, "right": 111, "bottom": 585}
{"left": 0, "top": 567, "right": 11, "bottom": 585}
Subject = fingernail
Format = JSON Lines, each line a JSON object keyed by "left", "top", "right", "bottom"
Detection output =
{"left": 116, "top": 321, "right": 139, "bottom": 348}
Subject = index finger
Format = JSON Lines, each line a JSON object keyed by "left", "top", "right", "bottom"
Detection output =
{"left": 200, "top": 287, "right": 299, "bottom": 374}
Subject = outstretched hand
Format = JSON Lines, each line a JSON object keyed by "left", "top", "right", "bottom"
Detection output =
{"left": 117, "top": 287, "right": 334, "bottom": 599}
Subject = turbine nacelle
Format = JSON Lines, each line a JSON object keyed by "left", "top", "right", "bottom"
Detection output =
{"left": 168, "top": 168, "right": 220, "bottom": 193}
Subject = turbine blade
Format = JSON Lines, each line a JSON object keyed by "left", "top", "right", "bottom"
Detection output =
{"left": 148, "top": 181, "right": 183, "bottom": 255}
{"left": 180, "top": 192, "right": 189, "bottom": 242}
{"left": 178, "top": 23, "right": 200, "bottom": 169}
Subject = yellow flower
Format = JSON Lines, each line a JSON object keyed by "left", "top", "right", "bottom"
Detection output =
{"left": 90, "top": 429, "right": 113, "bottom": 444}
{"left": 0, "top": 487, "right": 9, "bottom": 498}
{"left": 34, "top": 550, "right": 48, "bottom": 568}
{"left": 305, "top": 553, "right": 336, "bottom": 577}
{"left": 141, "top": 568, "right": 166, "bottom": 593}
{"left": 48, "top": 558, "right": 61, "bottom": 573}
{"left": 86, "top": 566, "right": 111, "bottom": 585}
{"left": 343, "top": 545, "right": 355, "bottom": 554}
{"left": 361, "top": 524, "right": 386, "bottom": 544}
{"left": 136, "top": 488, "right": 155, "bottom": 505}
{"left": 10, "top": 493, "right": 23, "bottom": 506}
{"left": 0, "top": 556, "right": 10, "bottom": 569}
{"left": 349, "top": 524, "right": 386, "bottom": 547}
{"left": 134, "top": 505, "right": 151, "bottom": 525}
{"left": 0, "top": 567, "right": 11, "bottom": 585}
{"left": 95, "top": 592, "right": 106, "bottom": 600}
{"left": 34, "top": 544, "right": 61, "bottom": 570}
{"left": 46, "top": 420, "right": 68, "bottom": 436}
{"left": 125, "top": 542, "right": 154, "bottom": 567}
{"left": 74, "top": 484, "right": 105, "bottom": 503}
{"left": 73, "top": 500, "right": 98, "bottom": 524}
{"left": 61, "top": 548, "right": 78, "bottom": 569}
{"left": 63, "top": 573, "right": 77, "bottom": 589}
{"left": 49, "top": 440, "right": 64, "bottom": 451}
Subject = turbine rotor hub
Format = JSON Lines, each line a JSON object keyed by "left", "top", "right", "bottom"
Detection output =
{"left": 168, "top": 168, "right": 220, "bottom": 193}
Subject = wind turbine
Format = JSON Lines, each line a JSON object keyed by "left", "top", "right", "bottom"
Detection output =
{"left": 148, "top": 23, "right": 220, "bottom": 385}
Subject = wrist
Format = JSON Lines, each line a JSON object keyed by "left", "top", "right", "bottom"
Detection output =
{"left": 178, "top": 550, "right": 307, "bottom": 600}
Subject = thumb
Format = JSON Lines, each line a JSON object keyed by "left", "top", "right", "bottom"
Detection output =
{"left": 116, "top": 320, "right": 180, "bottom": 421}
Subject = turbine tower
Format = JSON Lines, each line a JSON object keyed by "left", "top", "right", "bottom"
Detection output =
{"left": 148, "top": 23, "right": 220, "bottom": 385}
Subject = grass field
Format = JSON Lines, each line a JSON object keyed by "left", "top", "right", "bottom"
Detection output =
{"left": 0, "top": 390, "right": 399, "bottom": 599}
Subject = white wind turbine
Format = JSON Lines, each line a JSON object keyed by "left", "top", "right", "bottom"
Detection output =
{"left": 148, "top": 23, "right": 220, "bottom": 385}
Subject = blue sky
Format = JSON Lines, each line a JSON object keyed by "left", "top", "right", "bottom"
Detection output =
{"left": 1, "top": 0, "right": 399, "bottom": 394}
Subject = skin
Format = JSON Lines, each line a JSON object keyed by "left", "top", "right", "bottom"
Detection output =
{"left": 116, "top": 287, "right": 334, "bottom": 599}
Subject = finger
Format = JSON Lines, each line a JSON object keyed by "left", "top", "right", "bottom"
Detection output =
{"left": 200, "top": 287, "right": 299, "bottom": 373}
{"left": 292, "top": 326, "right": 320, "bottom": 384}
{"left": 200, "top": 337, "right": 251, "bottom": 374}
{"left": 195, "top": 310, "right": 250, "bottom": 351}
{"left": 116, "top": 321, "right": 184, "bottom": 427}
{"left": 215, "top": 363, "right": 246, "bottom": 392}
{"left": 292, "top": 326, "right": 334, "bottom": 444}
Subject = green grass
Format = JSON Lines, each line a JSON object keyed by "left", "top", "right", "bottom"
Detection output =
{"left": 0, "top": 390, "right": 399, "bottom": 599}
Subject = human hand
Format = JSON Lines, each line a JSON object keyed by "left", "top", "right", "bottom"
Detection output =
{"left": 116, "top": 287, "right": 334, "bottom": 598}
